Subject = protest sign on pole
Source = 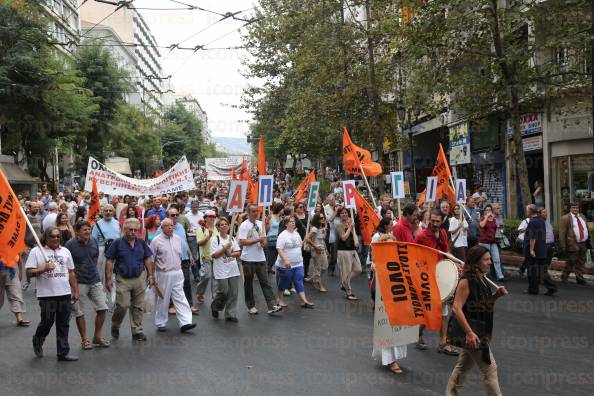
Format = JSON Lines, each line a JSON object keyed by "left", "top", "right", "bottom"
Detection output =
{"left": 257, "top": 175, "right": 274, "bottom": 207}
{"left": 306, "top": 182, "right": 320, "bottom": 212}
{"left": 342, "top": 180, "right": 357, "bottom": 209}
{"left": 455, "top": 179, "right": 467, "bottom": 203}
{"left": 390, "top": 172, "right": 405, "bottom": 199}
{"left": 84, "top": 156, "right": 195, "bottom": 196}
{"left": 425, "top": 176, "right": 438, "bottom": 203}
{"left": 226, "top": 181, "right": 248, "bottom": 214}
{"left": 372, "top": 276, "right": 419, "bottom": 361}
{"left": 371, "top": 241, "right": 443, "bottom": 331}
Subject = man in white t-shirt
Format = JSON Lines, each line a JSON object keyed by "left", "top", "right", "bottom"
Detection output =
{"left": 26, "top": 227, "right": 79, "bottom": 361}
{"left": 41, "top": 202, "right": 59, "bottom": 232}
{"left": 238, "top": 204, "right": 282, "bottom": 315}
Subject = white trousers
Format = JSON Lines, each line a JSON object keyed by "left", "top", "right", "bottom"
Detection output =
{"left": 154, "top": 270, "right": 192, "bottom": 328}
{"left": 381, "top": 345, "right": 407, "bottom": 366}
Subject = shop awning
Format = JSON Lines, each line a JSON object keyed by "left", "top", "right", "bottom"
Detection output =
{"left": 0, "top": 161, "right": 37, "bottom": 184}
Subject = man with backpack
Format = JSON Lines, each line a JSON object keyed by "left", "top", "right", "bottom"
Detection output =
{"left": 105, "top": 218, "right": 155, "bottom": 342}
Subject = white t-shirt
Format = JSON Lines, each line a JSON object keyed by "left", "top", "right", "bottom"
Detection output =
{"left": 517, "top": 218, "right": 530, "bottom": 241}
{"left": 25, "top": 246, "right": 74, "bottom": 298}
{"left": 238, "top": 219, "right": 266, "bottom": 262}
{"left": 186, "top": 212, "right": 204, "bottom": 230}
{"left": 211, "top": 235, "right": 241, "bottom": 279}
{"left": 275, "top": 230, "right": 303, "bottom": 268}
{"left": 448, "top": 217, "right": 468, "bottom": 248}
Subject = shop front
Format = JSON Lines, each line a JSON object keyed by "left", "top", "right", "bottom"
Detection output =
{"left": 544, "top": 98, "right": 593, "bottom": 224}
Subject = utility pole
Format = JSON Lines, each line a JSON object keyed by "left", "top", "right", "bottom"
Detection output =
{"left": 365, "top": 0, "right": 384, "bottom": 194}
{"left": 591, "top": 0, "right": 593, "bottom": 154}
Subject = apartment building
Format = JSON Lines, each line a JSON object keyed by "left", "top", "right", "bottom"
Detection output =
{"left": 43, "top": 0, "right": 80, "bottom": 56}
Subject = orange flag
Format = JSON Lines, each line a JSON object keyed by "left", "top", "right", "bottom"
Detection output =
{"left": 87, "top": 177, "right": 101, "bottom": 225}
{"left": 0, "top": 168, "right": 27, "bottom": 268}
{"left": 239, "top": 160, "right": 257, "bottom": 204}
{"left": 258, "top": 135, "right": 266, "bottom": 176}
{"left": 371, "top": 241, "right": 442, "bottom": 331}
{"left": 417, "top": 144, "right": 456, "bottom": 207}
{"left": 231, "top": 167, "right": 237, "bottom": 180}
{"left": 352, "top": 188, "right": 381, "bottom": 246}
{"left": 294, "top": 170, "right": 316, "bottom": 203}
{"left": 342, "top": 128, "right": 382, "bottom": 176}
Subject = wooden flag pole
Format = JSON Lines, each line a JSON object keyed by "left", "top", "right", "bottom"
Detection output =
{"left": 229, "top": 213, "right": 238, "bottom": 238}
{"left": 359, "top": 163, "right": 378, "bottom": 209}
{"left": 20, "top": 207, "right": 48, "bottom": 262}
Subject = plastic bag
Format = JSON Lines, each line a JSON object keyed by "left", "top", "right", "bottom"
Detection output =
{"left": 143, "top": 286, "right": 156, "bottom": 314}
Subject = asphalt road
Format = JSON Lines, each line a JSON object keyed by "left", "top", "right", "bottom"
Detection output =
{"left": 1, "top": 271, "right": 593, "bottom": 396}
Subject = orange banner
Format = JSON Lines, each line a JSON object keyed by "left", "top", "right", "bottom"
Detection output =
{"left": 231, "top": 167, "right": 237, "bottom": 180}
{"left": 352, "top": 188, "right": 380, "bottom": 246}
{"left": 294, "top": 170, "right": 316, "bottom": 203}
{"left": 239, "top": 160, "right": 257, "bottom": 204}
{"left": 87, "top": 177, "right": 100, "bottom": 225}
{"left": 258, "top": 135, "right": 266, "bottom": 176}
{"left": 0, "top": 169, "right": 27, "bottom": 268}
{"left": 371, "top": 241, "right": 442, "bottom": 331}
{"left": 418, "top": 144, "right": 455, "bottom": 207}
{"left": 342, "top": 128, "right": 382, "bottom": 176}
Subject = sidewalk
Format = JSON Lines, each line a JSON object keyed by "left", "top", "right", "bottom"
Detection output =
{"left": 501, "top": 252, "right": 594, "bottom": 280}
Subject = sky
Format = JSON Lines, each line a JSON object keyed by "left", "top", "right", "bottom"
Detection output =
{"left": 134, "top": 0, "right": 257, "bottom": 138}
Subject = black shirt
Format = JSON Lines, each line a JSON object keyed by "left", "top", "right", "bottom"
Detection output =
{"left": 64, "top": 237, "right": 100, "bottom": 285}
{"left": 524, "top": 215, "right": 547, "bottom": 259}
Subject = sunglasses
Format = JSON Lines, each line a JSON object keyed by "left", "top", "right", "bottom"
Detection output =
{"left": 169, "top": 214, "right": 178, "bottom": 217}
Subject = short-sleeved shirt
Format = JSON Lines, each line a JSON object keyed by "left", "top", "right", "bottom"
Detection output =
{"left": 275, "top": 230, "right": 303, "bottom": 268}
{"left": 150, "top": 233, "right": 183, "bottom": 272}
{"left": 211, "top": 235, "right": 241, "bottom": 279}
{"left": 310, "top": 226, "right": 327, "bottom": 251}
{"left": 104, "top": 237, "right": 152, "bottom": 278}
{"left": 238, "top": 219, "right": 266, "bottom": 262}
{"left": 92, "top": 219, "right": 121, "bottom": 247}
{"left": 196, "top": 226, "right": 219, "bottom": 262}
{"left": 479, "top": 218, "right": 498, "bottom": 244}
{"left": 145, "top": 207, "right": 167, "bottom": 221}
{"left": 448, "top": 218, "right": 468, "bottom": 248}
{"left": 25, "top": 246, "right": 74, "bottom": 298}
{"left": 64, "top": 237, "right": 100, "bottom": 285}
{"left": 157, "top": 223, "right": 190, "bottom": 260}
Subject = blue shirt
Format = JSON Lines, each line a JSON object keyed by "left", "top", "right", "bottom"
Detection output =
{"left": 524, "top": 216, "right": 547, "bottom": 259}
{"left": 92, "top": 219, "right": 121, "bottom": 246}
{"left": 64, "top": 237, "right": 100, "bottom": 284}
{"left": 466, "top": 207, "right": 480, "bottom": 239}
{"left": 104, "top": 237, "right": 153, "bottom": 278}
{"left": 145, "top": 207, "right": 167, "bottom": 221}
{"left": 157, "top": 223, "right": 189, "bottom": 260}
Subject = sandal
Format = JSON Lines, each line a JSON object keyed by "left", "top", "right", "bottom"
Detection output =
{"left": 81, "top": 339, "right": 93, "bottom": 350}
{"left": 415, "top": 341, "right": 428, "bottom": 351}
{"left": 346, "top": 294, "right": 358, "bottom": 301}
{"left": 437, "top": 343, "right": 460, "bottom": 356}
{"left": 279, "top": 303, "right": 289, "bottom": 308}
{"left": 388, "top": 362, "right": 403, "bottom": 374}
{"left": 16, "top": 319, "right": 31, "bottom": 327}
{"left": 92, "top": 337, "right": 111, "bottom": 348}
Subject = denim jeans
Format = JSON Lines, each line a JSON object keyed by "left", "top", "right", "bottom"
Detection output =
{"left": 479, "top": 243, "right": 504, "bottom": 280}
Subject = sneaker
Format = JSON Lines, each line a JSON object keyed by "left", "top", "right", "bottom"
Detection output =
{"left": 267, "top": 305, "right": 282, "bottom": 315}
{"left": 290, "top": 288, "right": 296, "bottom": 294}
{"left": 32, "top": 336, "right": 44, "bottom": 358}
{"left": 248, "top": 307, "right": 258, "bottom": 315}
{"left": 132, "top": 333, "right": 147, "bottom": 341}
{"left": 283, "top": 289, "right": 291, "bottom": 296}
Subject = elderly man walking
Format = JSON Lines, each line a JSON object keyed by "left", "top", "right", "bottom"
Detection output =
{"left": 150, "top": 218, "right": 197, "bottom": 333}
{"left": 559, "top": 203, "right": 593, "bottom": 285}
{"left": 105, "top": 218, "right": 155, "bottom": 341}
{"left": 92, "top": 204, "right": 121, "bottom": 307}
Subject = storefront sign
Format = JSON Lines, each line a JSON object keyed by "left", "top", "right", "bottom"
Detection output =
{"left": 507, "top": 113, "right": 542, "bottom": 138}
{"left": 449, "top": 122, "right": 471, "bottom": 165}
{"left": 523, "top": 135, "right": 542, "bottom": 152}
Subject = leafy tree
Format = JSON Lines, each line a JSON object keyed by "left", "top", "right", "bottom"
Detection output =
{"left": 0, "top": 0, "right": 97, "bottom": 181}
{"left": 162, "top": 101, "right": 206, "bottom": 166}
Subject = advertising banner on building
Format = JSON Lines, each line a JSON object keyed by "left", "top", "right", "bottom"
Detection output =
{"left": 84, "top": 156, "right": 196, "bottom": 196}
{"left": 507, "top": 113, "right": 542, "bottom": 138}
{"left": 205, "top": 157, "right": 243, "bottom": 181}
{"left": 449, "top": 122, "right": 471, "bottom": 165}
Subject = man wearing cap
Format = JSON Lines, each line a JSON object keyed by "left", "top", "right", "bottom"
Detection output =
{"left": 195, "top": 210, "right": 219, "bottom": 304}
{"left": 150, "top": 218, "right": 196, "bottom": 333}
{"left": 42, "top": 202, "right": 59, "bottom": 232}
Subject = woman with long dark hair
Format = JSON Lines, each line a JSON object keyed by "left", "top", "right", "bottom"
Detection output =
{"left": 55, "top": 212, "right": 74, "bottom": 246}
{"left": 445, "top": 245, "right": 507, "bottom": 395}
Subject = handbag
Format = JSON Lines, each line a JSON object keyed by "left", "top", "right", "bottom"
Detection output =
{"left": 447, "top": 314, "right": 488, "bottom": 348}
{"left": 498, "top": 234, "right": 511, "bottom": 249}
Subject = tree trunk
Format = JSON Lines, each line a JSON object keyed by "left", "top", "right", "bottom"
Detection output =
{"left": 509, "top": 88, "right": 532, "bottom": 213}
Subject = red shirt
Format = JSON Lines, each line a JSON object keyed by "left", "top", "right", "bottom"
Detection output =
{"left": 392, "top": 218, "right": 415, "bottom": 243}
{"left": 415, "top": 227, "right": 450, "bottom": 254}
{"left": 479, "top": 217, "right": 497, "bottom": 243}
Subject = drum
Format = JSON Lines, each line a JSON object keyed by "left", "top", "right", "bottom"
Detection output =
{"left": 436, "top": 259, "right": 460, "bottom": 303}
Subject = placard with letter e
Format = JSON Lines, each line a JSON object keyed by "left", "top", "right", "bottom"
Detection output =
{"left": 390, "top": 172, "right": 405, "bottom": 199}
{"left": 257, "top": 175, "right": 274, "bottom": 207}
{"left": 455, "top": 179, "right": 466, "bottom": 203}
{"left": 425, "top": 176, "right": 438, "bottom": 203}
{"left": 226, "top": 180, "right": 248, "bottom": 213}
{"left": 306, "top": 182, "right": 320, "bottom": 212}
{"left": 342, "top": 180, "right": 357, "bottom": 209}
